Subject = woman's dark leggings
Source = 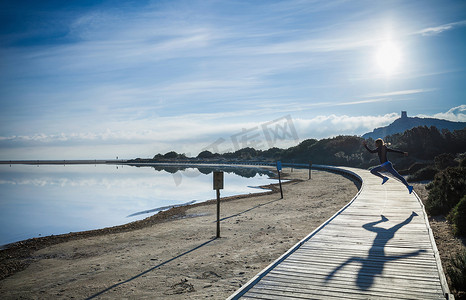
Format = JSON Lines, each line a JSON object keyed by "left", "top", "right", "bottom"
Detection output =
{"left": 370, "top": 161, "right": 409, "bottom": 187}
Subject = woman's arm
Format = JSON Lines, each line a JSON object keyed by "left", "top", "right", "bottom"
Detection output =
{"left": 386, "top": 147, "right": 408, "bottom": 156}
{"left": 362, "top": 141, "right": 377, "bottom": 153}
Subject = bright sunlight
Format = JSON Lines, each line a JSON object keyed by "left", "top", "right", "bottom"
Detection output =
{"left": 375, "top": 40, "right": 402, "bottom": 76}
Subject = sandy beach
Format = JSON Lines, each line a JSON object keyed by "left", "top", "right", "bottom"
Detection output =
{"left": 0, "top": 168, "right": 359, "bottom": 299}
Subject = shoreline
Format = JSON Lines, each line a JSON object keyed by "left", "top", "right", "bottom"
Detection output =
{"left": 0, "top": 182, "right": 282, "bottom": 250}
{"left": 0, "top": 160, "right": 119, "bottom": 165}
{"left": 0, "top": 168, "right": 360, "bottom": 299}
{"left": 0, "top": 163, "right": 280, "bottom": 249}
{"left": 0, "top": 168, "right": 286, "bottom": 279}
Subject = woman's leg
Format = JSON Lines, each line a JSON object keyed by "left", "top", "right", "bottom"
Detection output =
{"left": 385, "top": 162, "right": 410, "bottom": 187}
{"left": 370, "top": 165, "right": 386, "bottom": 179}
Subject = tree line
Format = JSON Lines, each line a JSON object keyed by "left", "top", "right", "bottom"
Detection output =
{"left": 130, "top": 126, "right": 466, "bottom": 172}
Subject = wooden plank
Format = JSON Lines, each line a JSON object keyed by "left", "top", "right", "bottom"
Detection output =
{"left": 277, "top": 260, "right": 441, "bottom": 278}
{"left": 247, "top": 283, "right": 444, "bottom": 300}
{"left": 256, "top": 276, "right": 443, "bottom": 298}
{"left": 269, "top": 264, "right": 441, "bottom": 285}
{"left": 289, "top": 248, "right": 436, "bottom": 263}
{"left": 271, "top": 261, "right": 441, "bottom": 281}
{"left": 262, "top": 273, "right": 444, "bottom": 295}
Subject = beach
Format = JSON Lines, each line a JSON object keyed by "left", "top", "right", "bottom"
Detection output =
{"left": 0, "top": 168, "right": 359, "bottom": 299}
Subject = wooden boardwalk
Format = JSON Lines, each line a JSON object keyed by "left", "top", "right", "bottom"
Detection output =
{"left": 228, "top": 166, "right": 451, "bottom": 300}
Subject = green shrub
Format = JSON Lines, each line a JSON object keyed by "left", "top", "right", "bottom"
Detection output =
{"left": 447, "top": 250, "right": 466, "bottom": 295}
{"left": 461, "top": 156, "right": 466, "bottom": 168}
{"left": 401, "top": 162, "right": 430, "bottom": 175}
{"left": 434, "top": 153, "right": 457, "bottom": 170}
{"left": 425, "top": 167, "right": 466, "bottom": 215}
{"left": 448, "top": 196, "right": 466, "bottom": 236}
{"left": 408, "top": 166, "right": 437, "bottom": 182}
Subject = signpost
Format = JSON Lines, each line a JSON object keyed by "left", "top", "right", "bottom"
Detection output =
{"left": 213, "top": 171, "right": 224, "bottom": 238}
{"left": 309, "top": 161, "right": 312, "bottom": 180}
{"left": 277, "top": 161, "right": 283, "bottom": 199}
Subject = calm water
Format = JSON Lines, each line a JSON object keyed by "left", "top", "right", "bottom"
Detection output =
{"left": 0, "top": 164, "right": 275, "bottom": 246}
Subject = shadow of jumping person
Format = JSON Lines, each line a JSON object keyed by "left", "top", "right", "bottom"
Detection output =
{"left": 325, "top": 211, "right": 425, "bottom": 290}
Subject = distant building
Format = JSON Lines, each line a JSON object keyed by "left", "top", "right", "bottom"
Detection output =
{"left": 401, "top": 111, "right": 407, "bottom": 119}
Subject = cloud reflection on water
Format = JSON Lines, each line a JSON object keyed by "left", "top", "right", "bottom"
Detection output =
{"left": 0, "top": 164, "right": 275, "bottom": 246}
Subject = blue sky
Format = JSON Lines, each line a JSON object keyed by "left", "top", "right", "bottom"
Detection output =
{"left": 1, "top": 0, "right": 465, "bottom": 159}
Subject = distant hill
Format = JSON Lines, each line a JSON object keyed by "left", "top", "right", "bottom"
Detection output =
{"left": 362, "top": 111, "right": 466, "bottom": 140}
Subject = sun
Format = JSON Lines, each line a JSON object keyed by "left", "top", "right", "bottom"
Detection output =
{"left": 375, "top": 41, "right": 402, "bottom": 76}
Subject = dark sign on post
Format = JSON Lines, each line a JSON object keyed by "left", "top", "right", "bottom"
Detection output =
{"left": 276, "top": 161, "right": 282, "bottom": 172}
{"left": 276, "top": 161, "right": 283, "bottom": 199}
{"left": 309, "top": 161, "right": 312, "bottom": 180}
{"left": 213, "top": 171, "right": 224, "bottom": 238}
{"left": 213, "top": 171, "right": 224, "bottom": 190}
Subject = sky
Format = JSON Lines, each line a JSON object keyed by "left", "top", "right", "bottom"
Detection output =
{"left": 1, "top": 0, "right": 465, "bottom": 160}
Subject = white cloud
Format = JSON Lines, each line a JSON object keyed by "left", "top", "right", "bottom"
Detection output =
{"left": 293, "top": 113, "right": 399, "bottom": 138}
{"left": 0, "top": 112, "right": 396, "bottom": 158}
{"left": 418, "top": 20, "right": 466, "bottom": 36}
{"left": 1, "top": 105, "right": 464, "bottom": 160}
{"left": 417, "top": 105, "right": 466, "bottom": 122}
{"left": 362, "top": 89, "right": 435, "bottom": 98}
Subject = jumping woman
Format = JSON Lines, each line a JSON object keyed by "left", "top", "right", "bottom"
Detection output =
{"left": 363, "top": 138, "right": 413, "bottom": 194}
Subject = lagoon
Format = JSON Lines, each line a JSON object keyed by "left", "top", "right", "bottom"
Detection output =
{"left": 0, "top": 164, "right": 276, "bottom": 246}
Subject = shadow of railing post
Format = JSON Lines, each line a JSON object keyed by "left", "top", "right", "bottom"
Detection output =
{"left": 85, "top": 238, "right": 216, "bottom": 299}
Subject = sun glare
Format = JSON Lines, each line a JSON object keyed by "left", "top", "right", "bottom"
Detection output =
{"left": 375, "top": 41, "right": 402, "bottom": 76}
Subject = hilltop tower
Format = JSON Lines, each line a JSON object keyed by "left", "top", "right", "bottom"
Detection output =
{"left": 401, "top": 111, "right": 407, "bottom": 119}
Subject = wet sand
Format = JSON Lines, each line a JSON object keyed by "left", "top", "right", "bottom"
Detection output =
{"left": 0, "top": 168, "right": 359, "bottom": 299}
